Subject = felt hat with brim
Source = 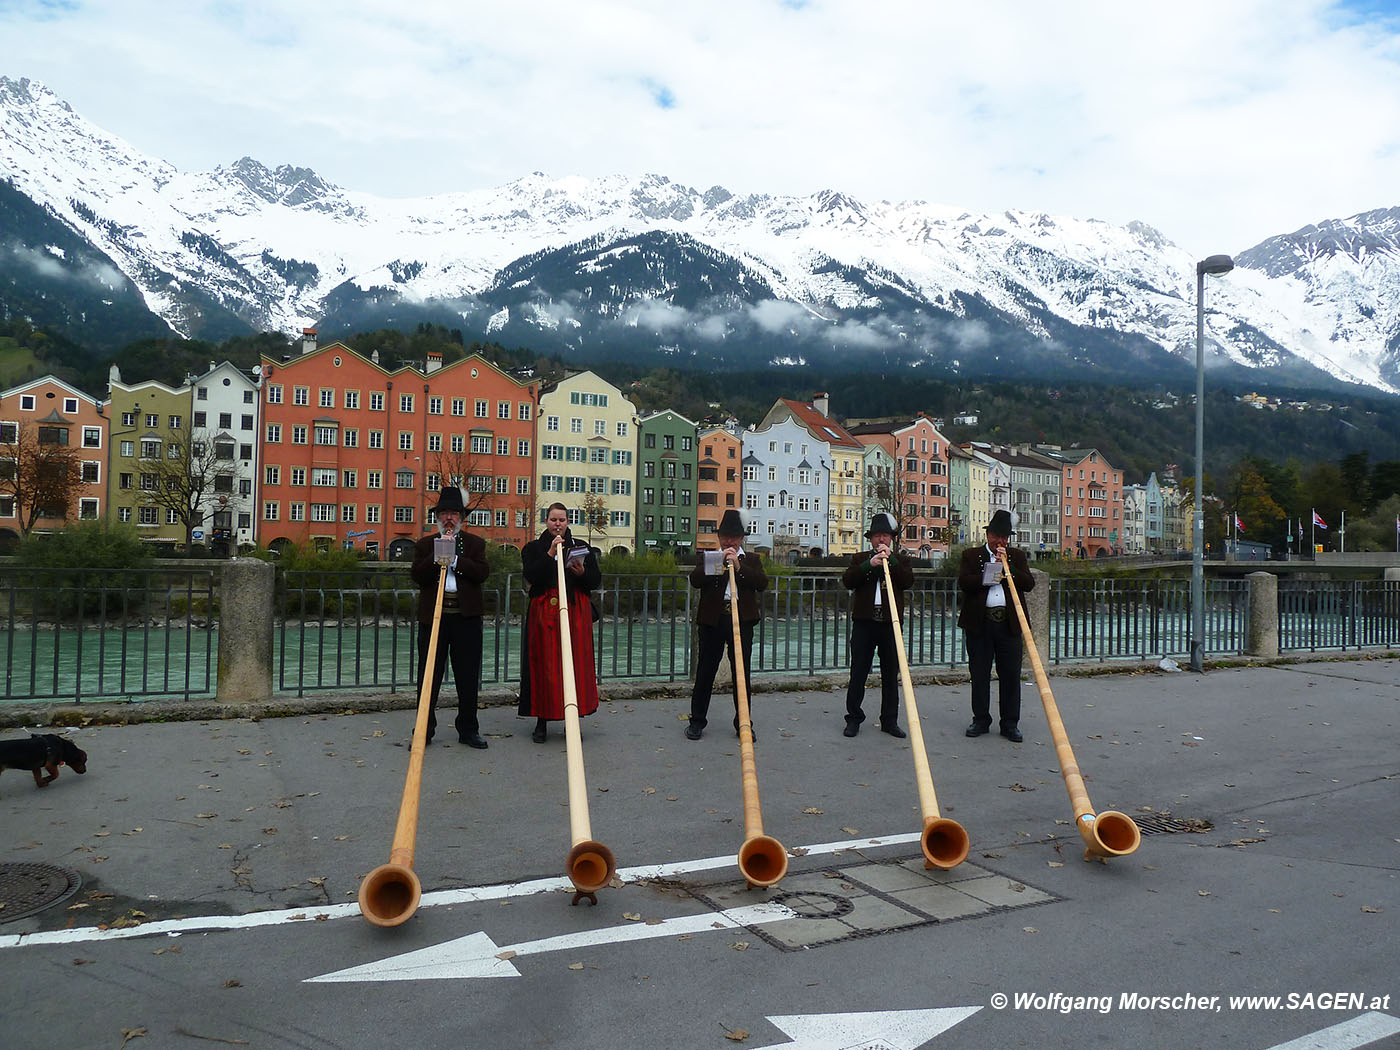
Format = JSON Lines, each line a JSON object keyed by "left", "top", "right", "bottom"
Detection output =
{"left": 717, "top": 509, "right": 745, "bottom": 536}
{"left": 864, "top": 512, "right": 898, "bottom": 539}
{"left": 433, "top": 487, "right": 467, "bottom": 515}
{"left": 988, "top": 509, "right": 1015, "bottom": 537}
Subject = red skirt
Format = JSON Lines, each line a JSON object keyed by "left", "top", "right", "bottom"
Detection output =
{"left": 525, "top": 588, "right": 599, "bottom": 720}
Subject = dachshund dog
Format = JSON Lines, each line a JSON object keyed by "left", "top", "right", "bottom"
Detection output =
{"left": 0, "top": 734, "right": 88, "bottom": 789}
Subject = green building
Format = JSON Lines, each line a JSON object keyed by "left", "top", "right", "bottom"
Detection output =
{"left": 636, "top": 409, "right": 698, "bottom": 555}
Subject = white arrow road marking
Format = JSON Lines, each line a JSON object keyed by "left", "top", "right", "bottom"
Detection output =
{"left": 305, "top": 900, "right": 798, "bottom": 982}
{"left": 750, "top": 1008, "right": 982, "bottom": 1050}
{"left": 1262, "top": 1012, "right": 1400, "bottom": 1050}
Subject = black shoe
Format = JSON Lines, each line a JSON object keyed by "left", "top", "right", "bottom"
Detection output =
{"left": 531, "top": 724, "right": 547, "bottom": 743}
{"left": 462, "top": 733, "right": 488, "bottom": 749}
{"left": 1000, "top": 726, "right": 1023, "bottom": 743}
{"left": 843, "top": 722, "right": 859, "bottom": 738}
{"left": 880, "top": 724, "right": 907, "bottom": 739}
{"left": 966, "top": 722, "right": 991, "bottom": 737}
{"left": 684, "top": 723, "right": 703, "bottom": 741}
{"left": 425, "top": 731, "right": 435, "bottom": 745}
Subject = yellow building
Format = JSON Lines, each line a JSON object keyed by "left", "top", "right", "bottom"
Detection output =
{"left": 106, "top": 371, "right": 203, "bottom": 550}
{"left": 966, "top": 449, "right": 990, "bottom": 540}
{"left": 536, "top": 371, "right": 639, "bottom": 553}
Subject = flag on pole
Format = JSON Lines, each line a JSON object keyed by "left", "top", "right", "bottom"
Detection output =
{"left": 1312, "top": 509, "right": 1328, "bottom": 529}
{"left": 1233, "top": 513, "right": 1244, "bottom": 533}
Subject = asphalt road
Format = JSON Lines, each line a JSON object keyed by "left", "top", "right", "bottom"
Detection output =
{"left": 1, "top": 659, "right": 1397, "bottom": 1050}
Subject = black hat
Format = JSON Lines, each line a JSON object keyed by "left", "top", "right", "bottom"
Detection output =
{"left": 987, "top": 509, "right": 1015, "bottom": 537}
{"left": 717, "top": 509, "right": 745, "bottom": 537}
{"left": 864, "top": 512, "right": 898, "bottom": 539}
{"left": 433, "top": 486, "right": 467, "bottom": 515}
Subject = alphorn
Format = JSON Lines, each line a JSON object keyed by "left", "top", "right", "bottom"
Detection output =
{"left": 555, "top": 543, "right": 615, "bottom": 903}
{"left": 726, "top": 558, "right": 788, "bottom": 889}
{"left": 998, "top": 550, "right": 1141, "bottom": 862}
{"left": 358, "top": 542, "right": 451, "bottom": 926}
{"left": 880, "top": 557, "right": 970, "bottom": 870}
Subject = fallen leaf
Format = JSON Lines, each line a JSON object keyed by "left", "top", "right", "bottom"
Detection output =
{"left": 223, "top": 978, "right": 242, "bottom": 987}
{"left": 802, "top": 807, "right": 824, "bottom": 815}
{"left": 119, "top": 1028, "right": 148, "bottom": 1049}
{"left": 1198, "top": 890, "right": 1211, "bottom": 897}
{"left": 1008, "top": 783, "right": 1033, "bottom": 792}
{"left": 1048, "top": 861, "right": 1064, "bottom": 868}
{"left": 496, "top": 950, "right": 517, "bottom": 961}
{"left": 1362, "top": 905, "right": 1383, "bottom": 914}
{"left": 723, "top": 1028, "right": 751, "bottom": 1042}
{"left": 839, "top": 826, "right": 859, "bottom": 835}
{"left": 644, "top": 918, "right": 663, "bottom": 926}
{"left": 567, "top": 962, "right": 584, "bottom": 971}
{"left": 623, "top": 912, "right": 642, "bottom": 921}
{"left": 307, "top": 877, "right": 326, "bottom": 887}
{"left": 1023, "top": 927, "right": 1039, "bottom": 934}
{"left": 730, "top": 941, "right": 750, "bottom": 951}
{"left": 787, "top": 847, "right": 809, "bottom": 857}
{"left": 196, "top": 813, "right": 217, "bottom": 819}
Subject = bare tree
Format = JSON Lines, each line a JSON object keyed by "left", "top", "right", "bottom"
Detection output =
{"left": 0, "top": 422, "right": 82, "bottom": 536}
{"left": 136, "top": 428, "right": 238, "bottom": 547}
{"left": 581, "top": 493, "right": 609, "bottom": 549}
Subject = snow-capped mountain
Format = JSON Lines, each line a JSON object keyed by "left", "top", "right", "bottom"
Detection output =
{"left": 2, "top": 74, "right": 1397, "bottom": 393}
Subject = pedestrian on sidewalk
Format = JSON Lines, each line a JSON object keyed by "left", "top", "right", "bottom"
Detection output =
{"left": 518, "top": 502, "right": 602, "bottom": 744}
{"left": 841, "top": 511, "right": 913, "bottom": 739}
{"left": 410, "top": 486, "right": 490, "bottom": 748}
{"left": 685, "top": 509, "right": 768, "bottom": 741}
{"left": 957, "top": 509, "right": 1034, "bottom": 743}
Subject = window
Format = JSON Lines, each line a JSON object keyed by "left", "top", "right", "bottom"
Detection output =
{"left": 497, "top": 438, "right": 510, "bottom": 456}
{"left": 611, "top": 450, "right": 632, "bottom": 466}
{"left": 240, "top": 443, "right": 252, "bottom": 460}
{"left": 196, "top": 387, "right": 208, "bottom": 401}
{"left": 219, "top": 412, "right": 233, "bottom": 429}
{"left": 681, "top": 436, "right": 692, "bottom": 451}
{"left": 395, "top": 470, "right": 415, "bottom": 489}
{"left": 369, "top": 392, "right": 385, "bottom": 412}
{"left": 290, "top": 467, "right": 306, "bottom": 486}
{"left": 314, "top": 425, "right": 337, "bottom": 445}
{"left": 63, "top": 397, "right": 79, "bottom": 414}
{"left": 319, "top": 388, "right": 334, "bottom": 408}
{"left": 116, "top": 506, "right": 131, "bottom": 522}
{"left": 398, "top": 431, "right": 413, "bottom": 451}
{"left": 394, "top": 506, "right": 415, "bottom": 523}
{"left": 119, "top": 472, "right": 133, "bottom": 490}
{"left": 312, "top": 468, "right": 337, "bottom": 487}
{"left": 342, "top": 469, "right": 357, "bottom": 488}
{"left": 243, "top": 390, "right": 255, "bottom": 404}
{"left": 399, "top": 393, "right": 415, "bottom": 413}
{"left": 193, "top": 411, "right": 206, "bottom": 428}
{"left": 264, "top": 465, "right": 281, "bottom": 485}
{"left": 495, "top": 509, "right": 508, "bottom": 528}
{"left": 367, "top": 471, "right": 382, "bottom": 490}
{"left": 566, "top": 476, "right": 584, "bottom": 494}
{"left": 289, "top": 502, "right": 305, "bottom": 522}
{"left": 81, "top": 462, "right": 99, "bottom": 484}
{"left": 589, "top": 476, "right": 607, "bottom": 494}
{"left": 241, "top": 414, "right": 254, "bottom": 431}
{"left": 368, "top": 430, "right": 384, "bottom": 450}
{"left": 615, "top": 421, "right": 628, "bottom": 438}
{"left": 120, "top": 440, "right": 134, "bottom": 457}
{"left": 594, "top": 419, "right": 606, "bottom": 436}
{"left": 519, "top": 402, "right": 532, "bottom": 421}
{"left": 293, "top": 387, "right": 309, "bottom": 406}
{"left": 517, "top": 477, "right": 530, "bottom": 495}
{"left": 610, "top": 510, "right": 630, "bottom": 527}
{"left": 497, "top": 401, "right": 510, "bottom": 420}
{"left": 451, "top": 398, "right": 465, "bottom": 417}
{"left": 450, "top": 434, "right": 464, "bottom": 453}
{"left": 83, "top": 426, "right": 102, "bottom": 448}
{"left": 19, "top": 395, "right": 35, "bottom": 411}
{"left": 343, "top": 429, "right": 359, "bottom": 448}
{"left": 645, "top": 433, "right": 657, "bottom": 449}
{"left": 291, "top": 425, "right": 308, "bottom": 444}
{"left": 140, "top": 438, "right": 161, "bottom": 458}
{"left": 427, "top": 433, "right": 442, "bottom": 453}
{"left": 342, "top": 504, "right": 357, "bottom": 522}
{"left": 213, "top": 473, "right": 234, "bottom": 493}
{"left": 517, "top": 439, "right": 530, "bottom": 457}
{"left": 589, "top": 447, "right": 608, "bottom": 464}
{"left": 496, "top": 475, "right": 509, "bottom": 494}
{"left": 311, "top": 503, "right": 336, "bottom": 522}
{"left": 546, "top": 415, "right": 559, "bottom": 432}
{"left": 471, "top": 434, "right": 492, "bottom": 455}
{"left": 138, "top": 506, "right": 158, "bottom": 525}
{"left": 345, "top": 390, "right": 360, "bottom": 410}
{"left": 475, "top": 399, "right": 488, "bottom": 418}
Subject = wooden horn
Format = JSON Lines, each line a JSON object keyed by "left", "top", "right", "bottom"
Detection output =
{"left": 556, "top": 543, "right": 615, "bottom": 900}
{"left": 880, "top": 557, "right": 970, "bottom": 870}
{"left": 727, "top": 559, "right": 788, "bottom": 889}
{"left": 358, "top": 562, "right": 447, "bottom": 926}
{"left": 999, "top": 550, "right": 1141, "bottom": 862}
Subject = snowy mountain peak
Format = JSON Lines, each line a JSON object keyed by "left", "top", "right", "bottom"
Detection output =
{"left": 218, "top": 156, "right": 344, "bottom": 210}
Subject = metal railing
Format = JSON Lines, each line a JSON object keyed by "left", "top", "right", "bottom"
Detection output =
{"left": 0, "top": 566, "right": 216, "bottom": 702}
{"left": 3, "top": 567, "right": 1392, "bottom": 704}
{"left": 1279, "top": 579, "right": 1400, "bottom": 652}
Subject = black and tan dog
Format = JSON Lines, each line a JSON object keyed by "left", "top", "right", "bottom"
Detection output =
{"left": 0, "top": 734, "right": 88, "bottom": 788}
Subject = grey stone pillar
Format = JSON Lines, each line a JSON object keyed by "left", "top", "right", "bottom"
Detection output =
{"left": 1246, "top": 571, "right": 1278, "bottom": 659}
{"left": 217, "top": 558, "right": 275, "bottom": 703}
{"left": 1385, "top": 568, "right": 1400, "bottom": 583}
{"left": 1028, "top": 567, "right": 1051, "bottom": 666}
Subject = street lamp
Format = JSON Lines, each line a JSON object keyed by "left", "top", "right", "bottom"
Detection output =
{"left": 1190, "top": 253, "right": 1234, "bottom": 673}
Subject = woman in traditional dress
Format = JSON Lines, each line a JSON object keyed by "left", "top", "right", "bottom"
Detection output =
{"left": 518, "top": 502, "right": 602, "bottom": 743}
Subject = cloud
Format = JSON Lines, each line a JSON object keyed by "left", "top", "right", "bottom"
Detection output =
{"left": 7, "top": 1, "right": 1400, "bottom": 256}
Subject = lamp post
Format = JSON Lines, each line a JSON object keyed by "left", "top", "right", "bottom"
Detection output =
{"left": 1190, "top": 253, "right": 1235, "bottom": 673}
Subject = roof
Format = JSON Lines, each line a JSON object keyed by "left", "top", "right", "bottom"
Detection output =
{"left": 776, "top": 398, "right": 862, "bottom": 449}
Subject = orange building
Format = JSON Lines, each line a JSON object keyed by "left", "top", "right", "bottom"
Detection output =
{"left": 1042, "top": 446, "right": 1124, "bottom": 557}
{"left": 258, "top": 339, "right": 539, "bottom": 559}
{"left": 696, "top": 427, "right": 741, "bottom": 543}
{"left": 0, "top": 375, "right": 108, "bottom": 545}
{"left": 848, "top": 414, "right": 951, "bottom": 557}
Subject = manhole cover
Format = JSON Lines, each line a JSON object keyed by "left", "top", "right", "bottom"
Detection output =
{"left": 1133, "top": 813, "right": 1213, "bottom": 836}
{"left": 770, "top": 890, "right": 855, "bottom": 919}
{"left": 0, "top": 862, "right": 83, "bottom": 923}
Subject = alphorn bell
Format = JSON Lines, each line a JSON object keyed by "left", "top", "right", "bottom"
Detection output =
{"left": 998, "top": 550, "right": 1141, "bottom": 862}
{"left": 555, "top": 543, "right": 615, "bottom": 903}
{"left": 726, "top": 558, "right": 788, "bottom": 889}
{"left": 358, "top": 539, "right": 453, "bottom": 926}
{"left": 879, "top": 557, "right": 970, "bottom": 869}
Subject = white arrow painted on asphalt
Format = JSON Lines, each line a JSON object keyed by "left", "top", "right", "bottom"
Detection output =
{"left": 305, "top": 900, "right": 798, "bottom": 982}
{"left": 1261, "top": 1012, "right": 1400, "bottom": 1050}
{"left": 750, "top": 1008, "right": 982, "bottom": 1050}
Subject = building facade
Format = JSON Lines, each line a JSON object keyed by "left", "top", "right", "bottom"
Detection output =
{"left": 106, "top": 374, "right": 195, "bottom": 549}
{"left": 188, "top": 361, "right": 261, "bottom": 554}
{"left": 537, "top": 371, "right": 637, "bottom": 552}
{"left": 759, "top": 394, "right": 863, "bottom": 555}
{"left": 696, "top": 427, "right": 741, "bottom": 545}
{"left": 636, "top": 409, "right": 698, "bottom": 555}
{"left": 0, "top": 375, "right": 108, "bottom": 545}
{"left": 1040, "top": 446, "right": 1124, "bottom": 558}
{"left": 740, "top": 416, "right": 828, "bottom": 558}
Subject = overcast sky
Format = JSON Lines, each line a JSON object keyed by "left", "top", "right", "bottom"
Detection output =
{"left": 5, "top": 0, "right": 1400, "bottom": 256}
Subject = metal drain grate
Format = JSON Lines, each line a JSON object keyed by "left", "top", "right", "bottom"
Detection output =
{"left": 0, "top": 862, "right": 83, "bottom": 923}
{"left": 1133, "top": 813, "right": 1213, "bottom": 836}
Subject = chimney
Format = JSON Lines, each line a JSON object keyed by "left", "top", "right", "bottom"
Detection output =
{"left": 301, "top": 327, "right": 318, "bottom": 355}
{"left": 108, "top": 362, "right": 122, "bottom": 386}
{"left": 425, "top": 349, "right": 443, "bottom": 374}
{"left": 812, "top": 392, "right": 829, "bottom": 417}
{"left": 371, "top": 349, "right": 380, "bottom": 365}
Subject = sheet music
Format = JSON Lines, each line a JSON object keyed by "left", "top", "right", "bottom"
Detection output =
{"left": 566, "top": 544, "right": 589, "bottom": 567}
{"left": 981, "top": 557, "right": 1003, "bottom": 587}
{"left": 703, "top": 550, "right": 724, "bottom": 575}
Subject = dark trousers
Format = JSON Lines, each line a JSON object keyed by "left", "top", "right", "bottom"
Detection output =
{"left": 690, "top": 619, "right": 755, "bottom": 730}
{"left": 964, "top": 613, "right": 1022, "bottom": 730}
{"left": 416, "top": 613, "right": 483, "bottom": 739}
{"left": 845, "top": 618, "right": 900, "bottom": 727}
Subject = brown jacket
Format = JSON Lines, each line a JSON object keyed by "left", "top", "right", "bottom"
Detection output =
{"left": 956, "top": 543, "right": 1034, "bottom": 632}
{"left": 411, "top": 529, "right": 490, "bottom": 622}
{"left": 842, "top": 549, "right": 914, "bottom": 621}
{"left": 689, "top": 550, "right": 768, "bottom": 626}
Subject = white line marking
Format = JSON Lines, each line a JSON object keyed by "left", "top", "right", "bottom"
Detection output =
{"left": 0, "top": 831, "right": 918, "bottom": 949}
{"left": 306, "top": 901, "right": 797, "bottom": 982}
{"left": 1262, "top": 1012, "right": 1400, "bottom": 1050}
{"left": 752, "top": 1008, "right": 983, "bottom": 1050}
